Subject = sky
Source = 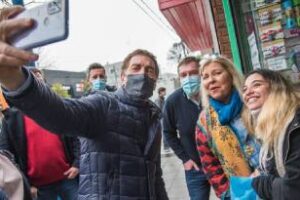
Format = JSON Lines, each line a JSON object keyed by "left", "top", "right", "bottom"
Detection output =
{"left": 17, "top": 0, "right": 181, "bottom": 74}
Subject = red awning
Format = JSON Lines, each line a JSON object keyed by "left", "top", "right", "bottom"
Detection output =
{"left": 158, "top": 0, "right": 213, "bottom": 51}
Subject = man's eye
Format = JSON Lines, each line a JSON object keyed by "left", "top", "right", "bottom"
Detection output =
{"left": 253, "top": 83, "right": 261, "bottom": 88}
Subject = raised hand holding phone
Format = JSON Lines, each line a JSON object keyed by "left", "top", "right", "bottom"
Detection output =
{"left": 10, "top": 0, "right": 69, "bottom": 50}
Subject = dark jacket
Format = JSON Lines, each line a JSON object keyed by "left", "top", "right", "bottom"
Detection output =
{"left": 252, "top": 109, "right": 300, "bottom": 200}
{"left": 0, "top": 107, "right": 80, "bottom": 183}
{"left": 154, "top": 97, "right": 165, "bottom": 111}
{"left": 163, "top": 88, "right": 202, "bottom": 166}
{"left": 4, "top": 71, "right": 168, "bottom": 200}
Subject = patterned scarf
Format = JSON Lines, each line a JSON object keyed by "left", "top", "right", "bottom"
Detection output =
{"left": 199, "top": 90, "right": 252, "bottom": 177}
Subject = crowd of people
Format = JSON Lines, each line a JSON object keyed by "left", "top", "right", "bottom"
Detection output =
{"left": 0, "top": 5, "right": 300, "bottom": 200}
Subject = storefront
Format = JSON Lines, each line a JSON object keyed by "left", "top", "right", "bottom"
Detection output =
{"left": 230, "top": 0, "right": 300, "bottom": 83}
{"left": 158, "top": 0, "right": 217, "bottom": 53}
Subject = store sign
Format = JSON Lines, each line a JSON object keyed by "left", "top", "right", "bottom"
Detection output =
{"left": 267, "top": 56, "right": 288, "bottom": 71}
{"left": 248, "top": 32, "right": 261, "bottom": 69}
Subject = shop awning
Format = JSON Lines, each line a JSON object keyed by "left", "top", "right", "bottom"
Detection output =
{"left": 158, "top": 0, "right": 213, "bottom": 51}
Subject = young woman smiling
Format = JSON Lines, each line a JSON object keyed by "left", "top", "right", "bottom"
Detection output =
{"left": 242, "top": 69, "right": 300, "bottom": 200}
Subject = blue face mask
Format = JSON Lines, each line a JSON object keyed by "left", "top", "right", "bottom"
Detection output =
{"left": 180, "top": 75, "right": 200, "bottom": 97}
{"left": 92, "top": 79, "right": 106, "bottom": 91}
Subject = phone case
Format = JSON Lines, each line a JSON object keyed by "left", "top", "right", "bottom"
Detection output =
{"left": 11, "top": 0, "right": 68, "bottom": 50}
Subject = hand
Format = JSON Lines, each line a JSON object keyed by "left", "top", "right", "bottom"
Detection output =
{"left": 30, "top": 186, "right": 38, "bottom": 199}
{"left": 250, "top": 169, "right": 260, "bottom": 178}
{"left": 183, "top": 159, "right": 199, "bottom": 171}
{"left": 64, "top": 167, "right": 79, "bottom": 179}
{"left": 0, "top": 6, "right": 38, "bottom": 90}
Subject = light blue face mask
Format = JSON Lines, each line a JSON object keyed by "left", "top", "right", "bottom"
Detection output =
{"left": 180, "top": 75, "right": 200, "bottom": 97}
{"left": 92, "top": 79, "right": 106, "bottom": 91}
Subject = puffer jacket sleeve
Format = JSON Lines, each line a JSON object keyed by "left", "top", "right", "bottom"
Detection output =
{"left": 195, "top": 114, "right": 229, "bottom": 198}
{"left": 3, "top": 68, "right": 110, "bottom": 139}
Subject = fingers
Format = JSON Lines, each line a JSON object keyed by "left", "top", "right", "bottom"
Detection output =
{"left": 0, "top": 53, "right": 29, "bottom": 68}
{"left": 68, "top": 171, "right": 76, "bottom": 179}
{"left": 0, "top": 42, "right": 38, "bottom": 65}
{"left": 1, "top": 18, "right": 34, "bottom": 41}
{"left": 0, "top": 6, "right": 24, "bottom": 21}
{"left": 30, "top": 186, "right": 38, "bottom": 199}
{"left": 64, "top": 168, "right": 71, "bottom": 176}
{"left": 65, "top": 169, "right": 79, "bottom": 179}
{"left": 193, "top": 163, "right": 200, "bottom": 171}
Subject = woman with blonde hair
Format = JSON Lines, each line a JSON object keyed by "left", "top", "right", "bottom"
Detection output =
{"left": 242, "top": 69, "right": 300, "bottom": 200}
{"left": 195, "top": 56, "right": 260, "bottom": 199}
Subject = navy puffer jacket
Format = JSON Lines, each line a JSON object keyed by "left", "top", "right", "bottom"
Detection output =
{"left": 4, "top": 71, "right": 168, "bottom": 200}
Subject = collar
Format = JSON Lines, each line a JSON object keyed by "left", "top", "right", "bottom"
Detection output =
{"left": 181, "top": 88, "right": 201, "bottom": 106}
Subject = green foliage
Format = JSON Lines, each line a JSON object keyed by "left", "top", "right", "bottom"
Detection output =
{"left": 51, "top": 83, "right": 70, "bottom": 98}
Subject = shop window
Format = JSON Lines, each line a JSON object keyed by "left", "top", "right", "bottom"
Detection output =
{"left": 232, "top": 0, "right": 300, "bottom": 83}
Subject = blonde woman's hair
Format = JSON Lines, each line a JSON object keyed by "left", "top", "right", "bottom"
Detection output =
{"left": 243, "top": 69, "right": 300, "bottom": 176}
{"left": 199, "top": 56, "right": 244, "bottom": 109}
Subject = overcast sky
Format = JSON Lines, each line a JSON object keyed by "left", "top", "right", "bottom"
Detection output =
{"left": 16, "top": 0, "right": 181, "bottom": 74}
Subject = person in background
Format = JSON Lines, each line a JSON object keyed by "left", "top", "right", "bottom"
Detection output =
{"left": 154, "top": 87, "right": 166, "bottom": 110}
{"left": 86, "top": 62, "right": 116, "bottom": 93}
{"left": 242, "top": 69, "right": 300, "bottom": 200}
{"left": 195, "top": 56, "right": 260, "bottom": 199}
{"left": 154, "top": 87, "right": 170, "bottom": 153}
{"left": 0, "top": 67, "right": 80, "bottom": 200}
{"left": 163, "top": 56, "right": 210, "bottom": 200}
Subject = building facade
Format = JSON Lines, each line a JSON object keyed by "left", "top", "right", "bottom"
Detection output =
{"left": 159, "top": 0, "right": 300, "bottom": 85}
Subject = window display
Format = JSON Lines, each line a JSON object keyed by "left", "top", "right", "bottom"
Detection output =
{"left": 240, "top": 0, "right": 300, "bottom": 82}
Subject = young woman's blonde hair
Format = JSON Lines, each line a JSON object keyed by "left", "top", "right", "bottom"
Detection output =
{"left": 199, "top": 56, "right": 244, "bottom": 109}
{"left": 242, "top": 69, "right": 300, "bottom": 176}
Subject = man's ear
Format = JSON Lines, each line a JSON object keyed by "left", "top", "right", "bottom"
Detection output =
{"left": 120, "top": 72, "right": 126, "bottom": 85}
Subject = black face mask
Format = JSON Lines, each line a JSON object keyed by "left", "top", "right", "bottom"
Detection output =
{"left": 125, "top": 74, "right": 155, "bottom": 99}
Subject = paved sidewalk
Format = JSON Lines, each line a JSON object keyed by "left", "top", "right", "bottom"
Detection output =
{"left": 161, "top": 153, "right": 218, "bottom": 200}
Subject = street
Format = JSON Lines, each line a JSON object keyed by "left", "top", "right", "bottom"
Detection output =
{"left": 162, "top": 154, "right": 218, "bottom": 200}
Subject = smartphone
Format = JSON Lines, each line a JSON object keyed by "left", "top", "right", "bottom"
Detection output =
{"left": 10, "top": 0, "right": 69, "bottom": 50}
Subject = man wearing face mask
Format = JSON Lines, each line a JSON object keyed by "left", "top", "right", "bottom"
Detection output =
{"left": 85, "top": 63, "right": 116, "bottom": 94}
{"left": 0, "top": 15, "right": 168, "bottom": 199}
{"left": 163, "top": 57, "right": 210, "bottom": 200}
{"left": 87, "top": 63, "right": 107, "bottom": 91}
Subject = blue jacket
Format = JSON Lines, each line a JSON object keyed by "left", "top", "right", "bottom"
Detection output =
{"left": 4, "top": 71, "right": 168, "bottom": 200}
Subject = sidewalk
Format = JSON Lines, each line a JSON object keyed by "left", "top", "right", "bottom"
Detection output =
{"left": 161, "top": 153, "right": 218, "bottom": 200}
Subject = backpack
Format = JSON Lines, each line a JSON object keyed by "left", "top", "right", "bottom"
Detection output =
{"left": 0, "top": 150, "right": 28, "bottom": 200}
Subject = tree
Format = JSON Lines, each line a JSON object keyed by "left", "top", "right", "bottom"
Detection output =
{"left": 167, "top": 41, "right": 189, "bottom": 64}
{"left": 51, "top": 83, "right": 70, "bottom": 98}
